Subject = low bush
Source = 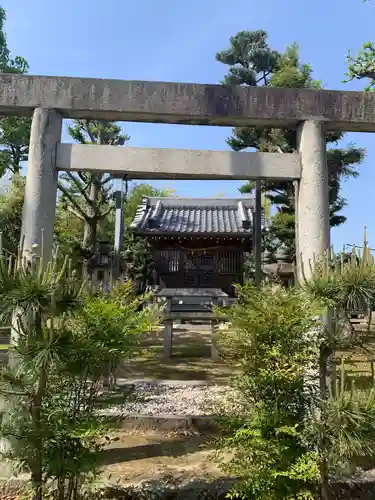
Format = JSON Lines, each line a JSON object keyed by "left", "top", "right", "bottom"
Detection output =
{"left": 216, "top": 243, "right": 375, "bottom": 499}
{"left": 0, "top": 249, "right": 159, "bottom": 500}
{"left": 216, "top": 284, "right": 322, "bottom": 499}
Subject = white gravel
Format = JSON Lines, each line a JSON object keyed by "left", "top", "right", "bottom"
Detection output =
{"left": 101, "top": 382, "right": 230, "bottom": 416}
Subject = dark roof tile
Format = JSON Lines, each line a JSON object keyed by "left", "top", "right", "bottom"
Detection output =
{"left": 131, "top": 197, "right": 265, "bottom": 236}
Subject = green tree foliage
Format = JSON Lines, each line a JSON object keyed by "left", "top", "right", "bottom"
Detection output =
{"left": 0, "top": 179, "right": 174, "bottom": 284}
{"left": 124, "top": 182, "right": 175, "bottom": 226}
{"left": 122, "top": 183, "right": 175, "bottom": 289}
{"left": 122, "top": 232, "right": 155, "bottom": 290}
{"left": 0, "top": 247, "right": 159, "bottom": 499}
{"left": 217, "top": 31, "right": 365, "bottom": 259}
{"left": 217, "top": 285, "right": 322, "bottom": 499}
{"left": 263, "top": 212, "right": 296, "bottom": 261}
{"left": 217, "top": 241, "right": 375, "bottom": 499}
{"left": 58, "top": 120, "right": 129, "bottom": 270}
{"left": 0, "top": 7, "right": 31, "bottom": 179}
{"left": 0, "top": 116, "right": 31, "bottom": 178}
{"left": 303, "top": 243, "right": 375, "bottom": 497}
{"left": 346, "top": 41, "right": 375, "bottom": 90}
{"left": 0, "top": 178, "right": 85, "bottom": 266}
{"left": 0, "top": 177, "right": 24, "bottom": 255}
{"left": 54, "top": 198, "right": 85, "bottom": 269}
{"left": 56, "top": 180, "right": 173, "bottom": 275}
{"left": 0, "top": 8, "right": 28, "bottom": 73}
{"left": 90, "top": 182, "right": 175, "bottom": 244}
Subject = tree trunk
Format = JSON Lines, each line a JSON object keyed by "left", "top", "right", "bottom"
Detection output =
{"left": 319, "top": 344, "right": 332, "bottom": 500}
{"left": 31, "top": 311, "right": 48, "bottom": 500}
{"left": 31, "top": 365, "right": 48, "bottom": 500}
{"left": 82, "top": 125, "right": 105, "bottom": 277}
{"left": 10, "top": 147, "right": 22, "bottom": 186}
{"left": 82, "top": 174, "right": 100, "bottom": 277}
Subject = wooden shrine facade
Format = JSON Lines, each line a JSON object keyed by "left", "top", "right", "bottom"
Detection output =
{"left": 131, "top": 197, "right": 257, "bottom": 297}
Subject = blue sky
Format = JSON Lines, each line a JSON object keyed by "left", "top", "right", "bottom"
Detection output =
{"left": 1, "top": 0, "right": 375, "bottom": 250}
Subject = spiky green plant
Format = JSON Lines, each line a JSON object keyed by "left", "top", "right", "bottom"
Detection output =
{"left": 0, "top": 240, "right": 160, "bottom": 500}
{"left": 301, "top": 233, "right": 375, "bottom": 497}
{"left": 303, "top": 230, "right": 375, "bottom": 305}
{"left": 326, "top": 361, "right": 375, "bottom": 467}
{"left": 0, "top": 240, "right": 87, "bottom": 500}
{"left": 216, "top": 234, "right": 375, "bottom": 499}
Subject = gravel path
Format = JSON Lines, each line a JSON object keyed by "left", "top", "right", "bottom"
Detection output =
{"left": 101, "top": 382, "right": 230, "bottom": 416}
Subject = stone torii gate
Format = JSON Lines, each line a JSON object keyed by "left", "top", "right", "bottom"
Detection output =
{"left": 1, "top": 74, "right": 374, "bottom": 279}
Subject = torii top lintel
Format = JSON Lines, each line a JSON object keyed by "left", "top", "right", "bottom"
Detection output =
{"left": 0, "top": 73, "right": 374, "bottom": 132}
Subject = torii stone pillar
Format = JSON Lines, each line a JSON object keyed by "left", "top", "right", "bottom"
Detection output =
{"left": 9, "top": 109, "right": 62, "bottom": 370}
{"left": 9, "top": 109, "right": 60, "bottom": 358}
{"left": 21, "top": 108, "right": 62, "bottom": 261}
{"left": 296, "top": 120, "right": 330, "bottom": 281}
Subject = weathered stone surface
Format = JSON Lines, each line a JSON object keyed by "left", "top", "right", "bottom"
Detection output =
{"left": 22, "top": 108, "right": 62, "bottom": 259}
{"left": 296, "top": 120, "right": 330, "bottom": 280}
{"left": 56, "top": 144, "right": 301, "bottom": 180}
{"left": 0, "top": 74, "right": 375, "bottom": 130}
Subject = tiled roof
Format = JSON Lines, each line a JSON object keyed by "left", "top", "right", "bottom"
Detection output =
{"left": 131, "top": 197, "right": 264, "bottom": 236}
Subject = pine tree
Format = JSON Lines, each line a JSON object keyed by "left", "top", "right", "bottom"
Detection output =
{"left": 217, "top": 30, "right": 365, "bottom": 260}
{"left": 0, "top": 7, "right": 31, "bottom": 180}
{"left": 346, "top": 41, "right": 375, "bottom": 90}
{"left": 58, "top": 120, "right": 129, "bottom": 272}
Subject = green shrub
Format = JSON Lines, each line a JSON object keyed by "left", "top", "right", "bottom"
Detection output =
{"left": 0, "top": 249, "right": 159, "bottom": 500}
{"left": 217, "top": 241, "right": 375, "bottom": 499}
{"left": 216, "top": 284, "right": 323, "bottom": 499}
